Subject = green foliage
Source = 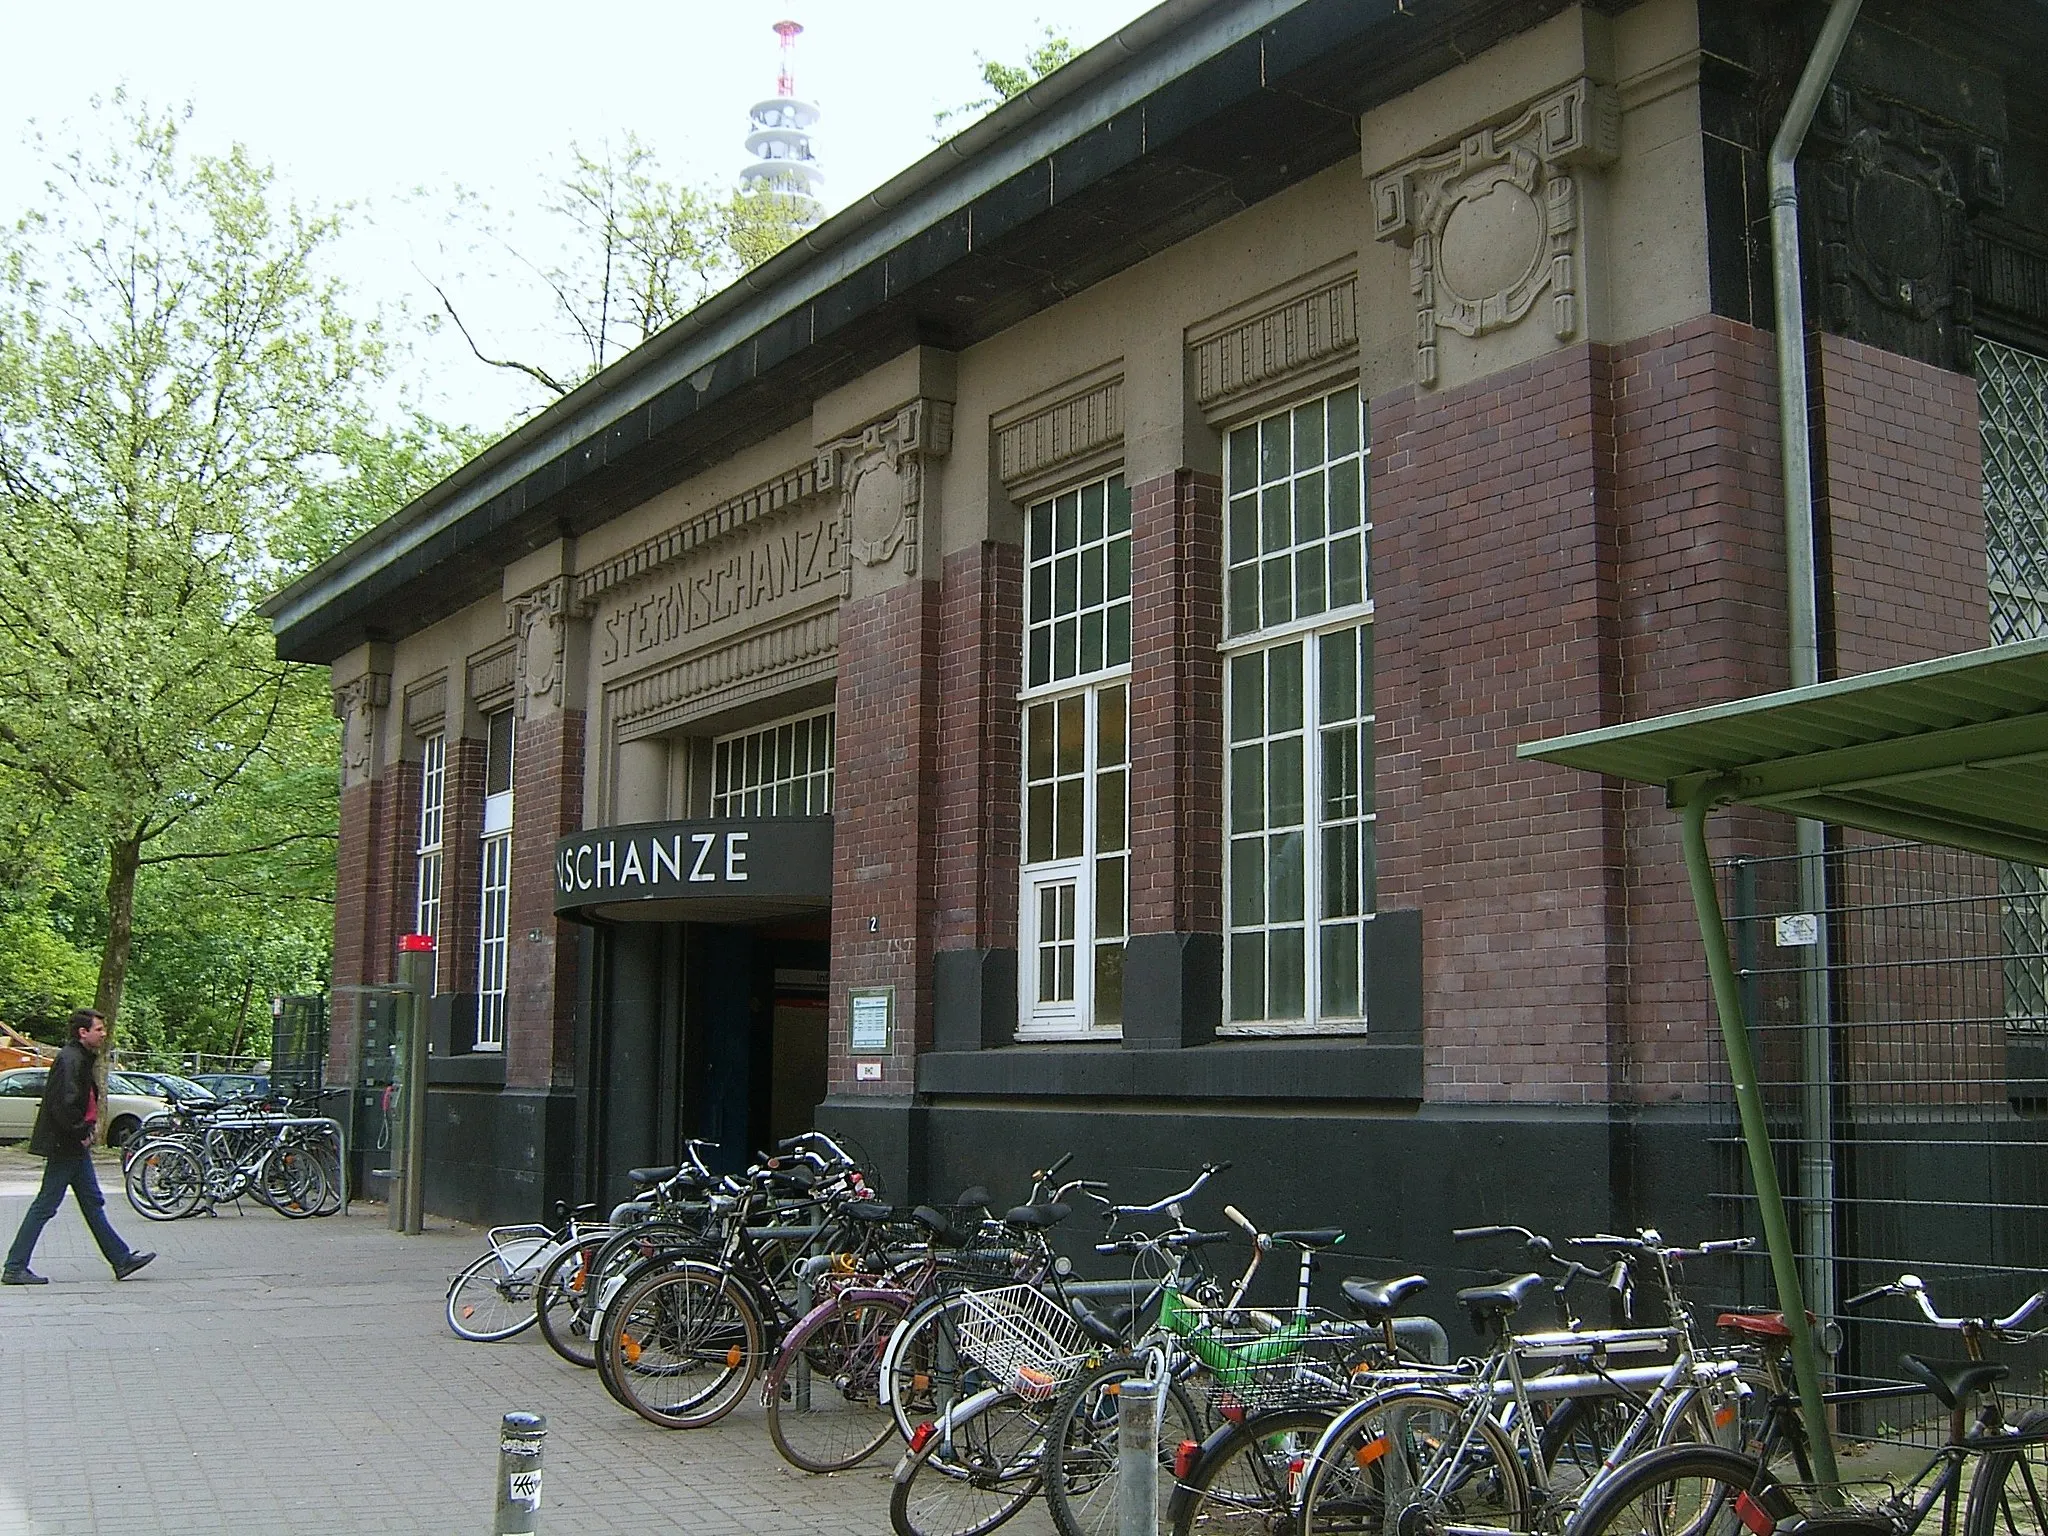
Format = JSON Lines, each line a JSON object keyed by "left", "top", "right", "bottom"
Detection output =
{"left": 935, "top": 25, "right": 1078, "bottom": 137}
{"left": 426, "top": 133, "right": 806, "bottom": 402}
{"left": 0, "top": 94, "right": 463, "bottom": 1045}
{"left": 0, "top": 904, "right": 98, "bottom": 1033}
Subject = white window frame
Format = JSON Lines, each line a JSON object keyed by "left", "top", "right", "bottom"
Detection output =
{"left": 1220, "top": 386, "right": 1376, "bottom": 1037}
{"left": 476, "top": 709, "right": 514, "bottom": 1053}
{"left": 711, "top": 707, "right": 835, "bottom": 817}
{"left": 415, "top": 732, "right": 445, "bottom": 996}
{"left": 1017, "top": 469, "right": 1133, "bottom": 1041}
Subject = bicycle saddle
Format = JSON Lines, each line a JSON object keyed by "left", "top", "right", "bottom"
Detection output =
{"left": 1273, "top": 1228, "right": 1346, "bottom": 1250}
{"left": 1456, "top": 1271, "right": 1546, "bottom": 1324}
{"left": 1068, "top": 1295, "right": 1136, "bottom": 1347}
{"left": 954, "top": 1186, "right": 991, "bottom": 1209}
{"left": 843, "top": 1202, "right": 897, "bottom": 1223}
{"left": 1343, "top": 1274, "right": 1429, "bottom": 1322}
{"left": 912, "top": 1205, "right": 974, "bottom": 1247}
{"left": 1002, "top": 1203, "right": 1069, "bottom": 1230}
{"left": 1899, "top": 1353, "right": 2009, "bottom": 1409}
{"left": 626, "top": 1165, "right": 678, "bottom": 1185}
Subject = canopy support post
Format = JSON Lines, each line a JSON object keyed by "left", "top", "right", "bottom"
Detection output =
{"left": 1680, "top": 792, "right": 1840, "bottom": 1493}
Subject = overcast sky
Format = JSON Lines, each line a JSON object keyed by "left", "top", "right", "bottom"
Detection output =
{"left": 1, "top": 0, "right": 1155, "bottom": 430}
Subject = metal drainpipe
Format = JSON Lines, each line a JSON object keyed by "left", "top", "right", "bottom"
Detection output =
{"left": 1770, "top": 0, "right": 1861, "bottom": 1358}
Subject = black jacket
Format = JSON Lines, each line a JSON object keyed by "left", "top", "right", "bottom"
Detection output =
{"left": 28, "top": 1040, "right": 97, "bottom": 1157}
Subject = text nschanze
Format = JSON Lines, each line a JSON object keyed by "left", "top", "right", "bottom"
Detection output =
{"left": 556, "top": 830, "right": 750, "bottom": 894}
{"left": 599, "top": 510, "right": 844, "bottom": 668}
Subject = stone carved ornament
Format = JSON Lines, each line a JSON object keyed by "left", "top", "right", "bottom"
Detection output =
{"left": 508, "top": 575, "right": 584, "bottom": 718}
{"left": 815, "top": 399, "right": 953, "bottom": 577}
{"left": 332, "top": 672, "right": 391, "bottom": 787}
{"left": 1372, "top": 79, "right": 1619, "bottom": 387}
{"left": 1809, "top": 84, "right": 2005, "bottom": 374}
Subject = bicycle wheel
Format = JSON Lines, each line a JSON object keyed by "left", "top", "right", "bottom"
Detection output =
{"left": 124, "top": 1141, "right": 205, "bottom": 1221}
{"left": 1042, "top": 1354, "right": 1205, "bottom": 1536}
{"left": 1967, "top": 1407, "right": 2048, "bottom": 1536}
{"left": 536, "top": 1233, "right": 610, "bottom": 1368}
{"left": 1297, "top": 1385, "right": 1530, "bottom": 1536}
{"left": 888, "top": 1291, "right": 1004, "bottom": 1446}
{"left": 1168, "top": 1405, "right": 1342, "bottom": 1535}
{"left": 1537, "top": 1387, "right": 1726, "bottom": 1507}
{"left": 600, "top": 1260, "right": 763, "bottom": 1428}
{"left": 257, "top": 1144, "right": 327, "bottom": 1218}
{"left": 769, "top": 1291, "right": 914, "bottom": 1473}
{"left": 1567, "top": 1443, "right": 1794, "bottom": 1536}
{"left": 890, "top": 1391, "right": 1049, "bottom": 1536}
{"left": 446, "top": 1252, "right": 540, "bottom": 1341}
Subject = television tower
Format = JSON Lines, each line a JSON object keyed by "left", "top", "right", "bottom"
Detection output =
{"left": 740, "top": 20, "right": 824, "bottom": 228}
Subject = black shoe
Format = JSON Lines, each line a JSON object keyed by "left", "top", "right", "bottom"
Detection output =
{"left": 2, "top": 1267, "right": 49, "bottom": 1286}
{"left": 112, "top": 1251, "right": 155, "bottom": 1281}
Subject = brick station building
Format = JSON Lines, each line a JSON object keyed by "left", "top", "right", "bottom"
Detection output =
{"left": 265, "top": 0, "right": 2048, "bottom": 1246}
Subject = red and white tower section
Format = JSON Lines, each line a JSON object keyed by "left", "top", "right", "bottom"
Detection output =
{"left": 741, "top": 20, "right": 824, "bottom": 228}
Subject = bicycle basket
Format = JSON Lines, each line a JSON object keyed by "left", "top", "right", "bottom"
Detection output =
{"left": 954, "top": 1284, "right": 1092, "bottom": 1397}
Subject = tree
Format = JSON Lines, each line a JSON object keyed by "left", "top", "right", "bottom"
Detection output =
{"left": 0, "top": 95, "right": 464, "bottom": 1036}
{"left": 934, "top": 26, "right": 1078, "bottom": 137}
{"left": 426, "top": 134, "right": 806, "bottom": 403}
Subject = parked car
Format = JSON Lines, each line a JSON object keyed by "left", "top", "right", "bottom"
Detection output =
{"left": 187, "top": 1072, "right": 271, "bottom": 1102}
{"left": 116, "top": 1069, "right": 218, "bottom": 1105}
{"left": 0, "top": 1066, "right": 171, "bottom": 1148}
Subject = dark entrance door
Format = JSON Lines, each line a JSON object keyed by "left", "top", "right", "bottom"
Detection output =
{"left": 687, "top": 923, "right": 829, "bottom": 1172}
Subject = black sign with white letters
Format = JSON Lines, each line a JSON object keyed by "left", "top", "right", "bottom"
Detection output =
{"left": 553, "top": 817, "right": 833, "bottom": 919}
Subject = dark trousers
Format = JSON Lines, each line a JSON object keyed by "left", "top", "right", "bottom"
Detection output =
{"left": 6, "top": 1151, "right": 134, "bottom": 1273}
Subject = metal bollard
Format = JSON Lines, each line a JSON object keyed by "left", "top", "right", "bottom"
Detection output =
{"left": 1116, "top": 1376, "right": 1162, "bottom": 1536}
{"left": 495, "top": 1411, "right": 546, "bottom": 1534}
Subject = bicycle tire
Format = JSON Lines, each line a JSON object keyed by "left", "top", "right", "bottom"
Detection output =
{"left": 889, "top": 1391, "right": 1049, "bottom": 1536}
{"left": 768, "top": 1290, "right": 914, "bottom": 1473}
{"left": 1167, "top": 1404, "right": 1342, "bottom": 1536}
{"left": 887, "top": 1290, "right": 1006, "bottom": 1448}
{"left": 446, "top": 1252, "right": 540, "bottom": 1341}
{"left": 1041, "top": 1353, "right": 1205, "bottom": 1536}
{"left": 598, "top": 1259, "right": 763, "bottom": 1429}
{"left": 1966, "top": 1406, "right": 2048, "bottom": 1536}
{"left": 1539, "top": 1385, "right": 1724, "bottom": 1506}
{"left": 1296, "top": 1383, "right": 1531, "bottom": 1536}
{"left": 124, "top": 1141, "right": 205, "bottom": 1221}
{"left": 536, "top": 1233, "right": 611, "bottom": 1368}
{"left": 1566, "top": 1442, "right": 1796, "bottom": 1536}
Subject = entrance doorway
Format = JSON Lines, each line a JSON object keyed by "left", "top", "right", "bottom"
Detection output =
{"left": 689, "top": 922, "right": 829, "bottom": 1171}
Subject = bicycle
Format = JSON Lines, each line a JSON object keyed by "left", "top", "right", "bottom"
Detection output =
{"left": 1571, "top": 1274, "right": 2048, "bottom": 1536}
{"left": 446, "top": 1202, "right": 611, "bottom": 1342}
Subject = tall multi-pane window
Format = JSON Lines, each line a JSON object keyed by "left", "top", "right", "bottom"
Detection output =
{"left": 476, "top": 708, "right": 514, "bottom": 1051}
{"left": 1222, "top": 387, "right": 1375, "bottom": 1031}
{"left": 415, "top": 732, "right": 445, "bottom": 995}
{"left": 1981, "top": 339, "right": 2048, "bottom": 1033}
{"left": 1020, "top": 474, "right": 1131, "bottom": 1036}
{"left": 712, "top": 709, "right": 835, "bottom": 816}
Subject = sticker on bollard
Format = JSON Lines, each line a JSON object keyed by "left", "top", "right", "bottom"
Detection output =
{"left": 495, "top": 1410, "right": 547, "bottom": 1534}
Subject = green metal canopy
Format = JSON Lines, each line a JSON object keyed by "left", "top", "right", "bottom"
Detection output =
{"left": 1521, "top": 635, "right": 2048, "bottom": 866}
{"left": 1519, "top": 634, "right": 2048, "bottom": 1493}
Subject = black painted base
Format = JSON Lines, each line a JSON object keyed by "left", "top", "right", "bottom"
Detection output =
{"left": 421, "top": 1086, "right": 579, "bottom": 1225}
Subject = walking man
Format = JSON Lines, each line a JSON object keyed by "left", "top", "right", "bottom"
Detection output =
{"left": 4, "top": 1009, "right": 155, "bottom": 1285}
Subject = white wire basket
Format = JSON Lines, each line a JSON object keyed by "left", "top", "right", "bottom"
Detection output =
{"left": 486, "top": 1224, "right": 556, "bottom": 1279}
{"left": 955, "top": 1283, "right": 1093, "bottom": 1398}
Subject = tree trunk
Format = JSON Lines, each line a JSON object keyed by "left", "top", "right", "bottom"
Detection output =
{"left": 228, "top": 969, "right": 256, "bottom": 1057}
{"left": 92, "top": 835, "right": 144, "bottom": 1147}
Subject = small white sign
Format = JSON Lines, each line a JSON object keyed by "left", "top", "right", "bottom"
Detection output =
{"left": 508, "top": 1471, "right": 542, "bottom": 1507}
{"left": 856, "top": 1060, "right": 883, "bottom": 1082}
{"left": 1774, "top": 913, "right": 1820, "bottom": 948}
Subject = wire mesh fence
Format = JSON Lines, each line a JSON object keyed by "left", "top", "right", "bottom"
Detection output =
{"left": 1713, "top": 838, "right": 2048, "bottom": 1439}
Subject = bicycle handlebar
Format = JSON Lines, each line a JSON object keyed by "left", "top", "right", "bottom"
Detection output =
{"left": 1843, "top": 1273, "right": 2048, "bottom": 1335}
{"left": 1108, "top": 1163, "right": 1227, "bottom": 1219}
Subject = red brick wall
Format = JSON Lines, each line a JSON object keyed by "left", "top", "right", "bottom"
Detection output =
{"left": 936, "top": 542, "right": 1022, "bottom": 951}
{"left": 507, "top": 709, "right": 584, "bottom": 1090}
{"left": 1818, "top": 335, "right": 1987, "bottom": 674}
{"left": 1128, "top": 470, "right": 1225, "bottom": 936}
{"left": 829, "top": 580, "right": 940, "bottom": 1096}
{"left": 1371, "top": 345, "right": 1628, "bottom": 1104}
{"left": 1610, "top": 317, "right": 1800, "bottom": 1103}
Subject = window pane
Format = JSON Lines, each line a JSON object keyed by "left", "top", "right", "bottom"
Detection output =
{"left": 1081, "top": 544, "right": 1105, "bottom": 608}
{"left": 1028, "top": 785, "right": 1054, "bottom": 863}
{"left": 1097, "top": 769, "right": 1126, "bottom": 853}
{"left": 1321, "top": 923, "right": 1361, "bottom": 1017}
{"left": 1055, "top": 780, "right": 1084, "bottom": 859}
{"left": 1328, "top": 386, "right": 1361, "bottom": 456}
{"left": 1030, "top": 629, "right": 1050, "bottom": 688}
{"left": 1030, "top": 501, "right": 1053, "bottom": 560}
{"left": 1230, "top": 654, "right": 1264, "bottom": 742}
{"left": 1323, "top": 823, "right": 1360, "bottom": 917}
{"left": 1080, "top": 479, "right": 1105, "bottom": 544}
{"left": 1230, "top": 933, "right": 1266, "bottom": 1022}
{"left": 1055, "top": 617, "right": 1078, "bottom": 679}
{"left": 1261, "top": 485, "right": 1290, "bottom": 553}
{"left": 1107, "top": 476, "right": 1131, "bottom": 535}
{"left": 1328, "top": 459, "right": 1360, "bottom": 531}
{"left": 1095, "top": 855, "right": 1126, "bottom": 937}
{"left": 1268, "top": 736, "right": 1305, "bottom": 827}
{"left": 1057, "top": 696, "right": 1085, "bottom": 773}
{"left": 1295, "top": 470, "right": 1325, "bottom": 542}
{"left": 1107, "top": 537, "right": 1130, "bottom": 601}
{"left": 1294, "top": 399, "right": 1325, "bottom": 465}
{"left": 1261, "top": 416, "right": 1291, "bottom": 482}
{"left": 485, "top": 710, "right": 514, "bottom": 796}
{"left": 1296, "top": 546, "right": 1326, "bottom": 617}
{"left": 1269, "top": 829, "right": 1305, "bottom": 921}
{"left": 1228, "top": 495, "right": 1258, "bottom": 563}
{"left": 1055, "top": 492, "right": 1079, "bottom": 551}
{"left": 1054, "top": 552, "right": 1078, "bottom": 615}
{"left": 1330, "top": 534, "right": 1363, "bottom": 609}
{"left": 1093, "top": 943, "right": 1124, "bottom": 1027}
{"left": 1322, "top": 729, "right": 1360, "bottom": 820}
{"left": 1228, "top": 426, "right": 1258, "bottom": 493}
{"left": 1269, "top": 643, "right": 1304, "bottom": 733}
{"left": 1098, "top": 686, "right": 1127, "bottom": 765}
{"left": 1268, "top": 929, "right": 1306, "bottom": 1019}
{"left": 1230, "top": 837, "right": 1266, "bottom": 925}
{"left": 1320, "top": 630, "right": 1358, "bottom": 722}
{"left": 1080, "top": 610, "right": 1104, "bottom": 674}
{"left": 1359, "top": 626, "right": 1375, "bottom": 717}
{"left": 1230, "top": 745, "right": 1265, "bottom": 830}
{"left": 1261, "top": 555, "right": 1292, "bottom": 628}
{"left": 1029, "top": 563, "right": 1051, "bottom": 620}
{"left": 1106, "top": 604, "right": 1130, "bottom": 667}
{"left": 1227, "top": 566, "right": 1260, "bottom": 638}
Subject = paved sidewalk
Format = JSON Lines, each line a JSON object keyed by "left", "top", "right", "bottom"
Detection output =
{"left": 0, "top": 1146, "right": 1052, "bottom": 1535}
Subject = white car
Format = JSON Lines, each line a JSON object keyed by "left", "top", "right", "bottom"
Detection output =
{"left": 0, "top": 1066, "right": 172, "bottom": 1149}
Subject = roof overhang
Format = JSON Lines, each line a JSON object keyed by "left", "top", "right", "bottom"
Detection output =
{"left": 1517, "top": 636, "right": 2048, "bottom": 866}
